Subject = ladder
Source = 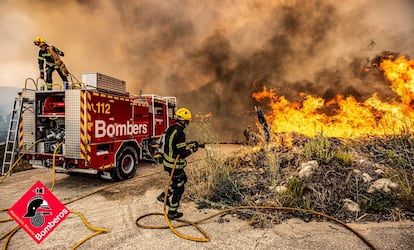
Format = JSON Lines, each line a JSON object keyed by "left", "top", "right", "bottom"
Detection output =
{"left": 1, "top": 95, "right": 23, "bottom": 176}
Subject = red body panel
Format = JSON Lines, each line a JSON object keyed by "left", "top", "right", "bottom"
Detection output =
{"left": 23, "top": 88, "right": 176, "bottom": 178}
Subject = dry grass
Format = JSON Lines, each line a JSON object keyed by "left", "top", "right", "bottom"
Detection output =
{"left": 186, "top": 131, "right": 414, "bottom": 227}
{"left": 0, "top": 144, "right": 32, "bottom": 174}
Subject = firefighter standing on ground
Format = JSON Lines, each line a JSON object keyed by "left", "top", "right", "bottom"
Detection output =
{"left": 157, "top": 108, "right": 199, "bottom": 219}
{"left": 33, "top": 36, "right": 69, "bottom": 90}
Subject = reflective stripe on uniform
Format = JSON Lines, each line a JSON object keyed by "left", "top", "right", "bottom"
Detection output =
{"left": 45, "top": 61, "right": 55, "bottom": 67}
{"left": 163, "top": 128, "right": 187, "bottom": 169}
{"left": 176, "top": 179, "right": 185, "bottom": 187}
{"left": 169, "top": 202, "right": 179, "bottom": 211}
{"left": 163, "top": 154, "right": 186, "bottom": 169}
{"left": 167, "top": 129, "right": 177, "bottom": 156}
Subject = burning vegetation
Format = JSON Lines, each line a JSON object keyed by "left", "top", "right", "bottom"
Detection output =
{"left": 185, "top": 55, "right": 414, "bottom": 226}
{"left": 252, "top": 55, "right": 414, "bottom": 138}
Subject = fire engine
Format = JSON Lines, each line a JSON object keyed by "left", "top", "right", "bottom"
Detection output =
{"left": 2, "top": 73, "right": 177, "bottom": 180}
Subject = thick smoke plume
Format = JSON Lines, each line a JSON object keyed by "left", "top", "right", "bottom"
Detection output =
{"left": 1, "top": 0, "right": 413, "bottom": 141}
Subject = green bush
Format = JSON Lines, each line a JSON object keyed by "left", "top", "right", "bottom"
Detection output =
{"left": 207, "top": 163, "right": 244, "bottom": 204}
{"left": 302, "top": 137, "right": 334, "bottom": 164}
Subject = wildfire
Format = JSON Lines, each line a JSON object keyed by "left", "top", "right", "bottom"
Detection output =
{"left": 253, "top": 56, "right": 414, "bottom": 138}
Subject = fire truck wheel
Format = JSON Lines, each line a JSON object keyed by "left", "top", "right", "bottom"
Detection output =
{"left": 115, "top": 146, "right": 138, "bottom": 180}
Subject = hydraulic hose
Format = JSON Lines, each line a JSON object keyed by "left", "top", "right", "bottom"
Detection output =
{"left": 161, "top": 155, "right": 209, "bottom": 242}
{"left": 0, "top": 140, "right": 112, "bottom": 250}
{"left": 1, "top": 144, "right": 378, "bottom": 250}
{"left": 135, "top": 156, "right": 378, "bottom": 250}
{"left": 69, "top": 210, "right": 109, "bottom": 250}
{"left": 0, "top": 139, "right": 44, "bottom": 184}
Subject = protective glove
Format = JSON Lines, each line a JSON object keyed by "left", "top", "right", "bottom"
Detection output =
{"left": 40, "top": 72, "right": 44, "bottom": 80}
{"left": 189, "top": 141, "right": 199, "bottom": 153}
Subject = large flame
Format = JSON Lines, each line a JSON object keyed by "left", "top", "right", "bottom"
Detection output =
{"left": 253, "top": 56, "right": 414, "bottom": 138}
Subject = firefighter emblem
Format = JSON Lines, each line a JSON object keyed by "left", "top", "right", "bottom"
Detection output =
{"left": 23, "top": 187, "right": 52, "bottom": 228}
{"left": 8, "top": 181, "right": 70, "bottom": 243}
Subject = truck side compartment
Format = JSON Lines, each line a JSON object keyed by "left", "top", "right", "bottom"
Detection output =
{"left": 18, "top": 73, "right": 176, "bottom": 180}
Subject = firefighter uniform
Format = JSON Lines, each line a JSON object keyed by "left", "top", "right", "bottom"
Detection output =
{"left": 34, "top": 37, "right": 68, "bottom": 90}
{"left": 157, "top": 108, "right": 198, "bottom": 219}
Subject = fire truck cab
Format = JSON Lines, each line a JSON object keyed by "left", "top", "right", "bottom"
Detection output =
{"left": 18, "top": 73, "right": 176, "bottom": 180}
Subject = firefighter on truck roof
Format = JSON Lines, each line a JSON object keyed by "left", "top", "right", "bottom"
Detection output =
{"left": 157, "top": 108, "right": 199, "bottom": 219}
{"left": 33, "top": 36, "right": 69, "bottom": 90}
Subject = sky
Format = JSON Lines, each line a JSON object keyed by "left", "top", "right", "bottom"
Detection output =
{"left": 0, "top": 0, "right": 413, "bottom": 95}
{"left": 0, "top": 0, "right": 413, "bottom": 141}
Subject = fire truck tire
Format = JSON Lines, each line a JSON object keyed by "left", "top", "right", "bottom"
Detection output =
{"left": 115, "top": 146, "right": 138, "bottom": 180}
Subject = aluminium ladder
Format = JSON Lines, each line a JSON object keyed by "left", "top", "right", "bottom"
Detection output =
{"left": 1, "top": 96, "right": 23, "bottom": 176}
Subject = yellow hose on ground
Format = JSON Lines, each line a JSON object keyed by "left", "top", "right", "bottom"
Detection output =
{"left": 0, "top": 139, "right": 44, "bottom": 184}
{"left": 0, "top": 139, "right": 44, "bottom": 223}
{"left": 1, "top": 157, "right": 162, "bottom": 249}
{"left": 1, "top": 144, "right": 378, "bottom": 249}
{"left": 161, "top": 155, "right": 209, "bottom": 242}
{"left": 0, "top": 226, "right": 19, "bottom": 250}
{"left": 135, "top": 156, "right": 378, "bottom": 250}
{"left": 69, "top": 210, "right": 109, "bottom": 250}
{"left": 0, "top": 208, "right": 12, "bottom": 223}
{"left": 0, "top": 140, "right": 112, "bottom": 250}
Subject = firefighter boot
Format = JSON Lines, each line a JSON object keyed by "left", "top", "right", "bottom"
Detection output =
{"left": 157, "top": 192, "right": 170, "bottom": 206}
{"left": 167, "top": 211, "right": 183, "bottom": 220}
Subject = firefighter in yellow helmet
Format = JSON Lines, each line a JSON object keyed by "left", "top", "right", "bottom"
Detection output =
{"left": 157, "top": 108, "right": 199, "bottom": 219}
{"left": 33, "top": 36, "right": 69, "bottom": 90}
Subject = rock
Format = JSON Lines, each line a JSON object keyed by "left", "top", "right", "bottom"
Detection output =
{"left": 368, "top": 178, "right": 399, "bottom": 193}
{"left": 342, "top": 198, "right": 361, "bottom": 212}
{"left": 375, "top": 168, "right": 385, "bottom": 175}
{"left": 357, "top": 159, "right": 375, "bottom": 168}
{"left": 275, "top": 185, "right": 288, "bottom": 194}
{"left": 298, "top": 160, "right": 319, "bottom": 178}
{"left": 362, "top": 173, "right": 373, "bottom": 183}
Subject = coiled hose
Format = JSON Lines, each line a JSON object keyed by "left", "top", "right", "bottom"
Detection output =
{"left": 135, "top": 155, "right": 377, "bottom": 249}
{"left": 0, "top": 140, "right": 109, "bottom": 250}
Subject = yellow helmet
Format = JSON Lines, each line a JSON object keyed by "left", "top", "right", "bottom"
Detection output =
{"left": 33, "top": 36, "right": 46, "bottom": 46}
{"left": 175, "top": 108, "right": 192, "bottom": 121}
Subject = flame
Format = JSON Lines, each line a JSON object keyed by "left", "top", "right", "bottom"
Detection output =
{"left": 381, "top": 56, "right": 414, "bottom": 109}
{"left": 253, "top": 56, "right": 414, "bottom": 138}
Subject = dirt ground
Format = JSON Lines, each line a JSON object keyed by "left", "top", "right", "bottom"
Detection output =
{"left": 1, "top": 145, "right": 413, "bottom": 250}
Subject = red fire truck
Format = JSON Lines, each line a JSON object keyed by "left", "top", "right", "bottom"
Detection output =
{"left": 3, "top": 73, "right": 176, "bottom": 180}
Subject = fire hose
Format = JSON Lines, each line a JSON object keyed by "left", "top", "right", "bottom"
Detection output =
{"left": 0, "top": 138, "right": 164, "bottom": 249}
{"left": 0, "top": 140, "right": 111, "bottom": 250}
{"left": 1, "top": 142, "right": 378, "bottom": 249}
{"left": 135, "top": 155, "right": 378, "bottom": 250}
{"left": 48, "top": 46, "right": 70, "bottom": 76}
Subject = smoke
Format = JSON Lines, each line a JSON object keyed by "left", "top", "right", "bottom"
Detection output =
{"left": 1, "top": 0, "right": 413, "bottom": 140}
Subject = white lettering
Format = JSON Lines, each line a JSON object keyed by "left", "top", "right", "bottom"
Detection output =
{"left": 94, "top": 120, "right": 148, "bottom": 138}
{"left": 107, "top": 124, "right": 115, "bottom": 137}
{"left": 34, "top": 208, "right": 69, "bottom": 241}
{"left": 116, "top": 124, "right": 127, "bottom": 136}
{"left": 95, "top": 120, "right": 106, "bottom": 138}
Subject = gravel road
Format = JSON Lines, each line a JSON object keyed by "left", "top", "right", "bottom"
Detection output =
{"left": 1, "top": 145, "right": 413, "bottom": 250}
